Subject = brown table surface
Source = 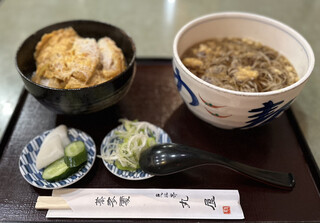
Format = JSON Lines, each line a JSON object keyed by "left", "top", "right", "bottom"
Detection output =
{"left": 1, "top": 60, "right": 320, "bottom": 222}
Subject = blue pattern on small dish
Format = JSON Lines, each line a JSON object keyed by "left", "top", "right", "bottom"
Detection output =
{"left": 100, "top": 124, "right": 171, "bottom": 180}
{"left": 19, "top": 128, "right": 96, "bottom": 189}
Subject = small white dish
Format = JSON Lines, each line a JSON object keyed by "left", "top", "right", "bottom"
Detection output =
{"left": 19, "top": 128, "right": 96, "bottom": 189}
{"left": 100, "top": 123, "right": 171, "bottom": 180}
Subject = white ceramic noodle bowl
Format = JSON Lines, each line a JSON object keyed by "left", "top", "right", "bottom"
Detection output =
{"left": 173, "top": 12, "right": 315, "bottom": 129}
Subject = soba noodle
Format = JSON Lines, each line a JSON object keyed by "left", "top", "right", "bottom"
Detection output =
{"left": 181, "top": 38, "right": 299, "bottom": 92}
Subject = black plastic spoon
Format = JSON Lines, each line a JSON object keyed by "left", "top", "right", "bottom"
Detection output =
{"left": 139, "top": 143, "right": 295, "bottom": 190}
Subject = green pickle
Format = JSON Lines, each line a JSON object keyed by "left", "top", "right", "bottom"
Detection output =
{"left": 64, "top": 141, "right": 87, "bottom": 168}
{"left": 42, "top": 141, "right": 88, "bottom": 182}
{"left": 42, "top": 158, "right": 79, "bottom": 182}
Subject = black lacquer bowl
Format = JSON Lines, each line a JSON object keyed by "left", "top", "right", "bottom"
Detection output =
{"left": 16, "top": 20, "right": 136, "bottom": 114}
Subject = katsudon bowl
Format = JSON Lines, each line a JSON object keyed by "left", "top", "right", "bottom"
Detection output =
{"left": 173, "top": 12, "right": 314, "bottom": 129}
{"left": 16, "top": 20, "right": 136, "bottom": 114}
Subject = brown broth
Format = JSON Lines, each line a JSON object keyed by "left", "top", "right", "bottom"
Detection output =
{"left": 181, "top": 37, "right": 298, "bottom": 92}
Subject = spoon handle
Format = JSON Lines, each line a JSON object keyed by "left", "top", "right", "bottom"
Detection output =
{"left": 207, "top": 153, "right": 295, "bottom": 190}
{"left": 167, "top": 144, "right": 295, "bottom": 190}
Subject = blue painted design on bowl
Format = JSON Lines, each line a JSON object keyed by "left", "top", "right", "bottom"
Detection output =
{"left": 239, "top": 99, "right": 295, "bottom": 129}
{"left": 174, "top": 67, "right": 199, "bottom": 106}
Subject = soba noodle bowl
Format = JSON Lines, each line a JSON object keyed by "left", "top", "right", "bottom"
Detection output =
{"left": 181, "top": 38, "right": 299, "bottom": 92}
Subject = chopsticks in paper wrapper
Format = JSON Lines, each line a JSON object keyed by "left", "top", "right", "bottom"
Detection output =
{"left": 36, "top": 188, "right": 244, "bottom": 219}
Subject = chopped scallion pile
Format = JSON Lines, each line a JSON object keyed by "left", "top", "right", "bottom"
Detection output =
{"left": 99, "top": 119, "right": 159, "bottom": 171}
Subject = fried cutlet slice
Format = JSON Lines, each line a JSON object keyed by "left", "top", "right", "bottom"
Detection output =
{"left": 97, "top": 37, "right": 126, "bottom": 81}
{"left": 65, "top": 76, "right": 88, "bottom": 89}
{"left": 40, "top": 77, "right": 65, "bottom": 89}
{"left": 34, "top": 28, "right": 100, "bottom": 89}
{"left": 33, "top": 28, "right": 79, "bottom": 83}
{"left": 86, "top": 68, "right": 107, "bottom": 86}
{"left": 33, "top": 28, "right": 126, "bottom": 89}
{"left": 67, "top": 37, "right": 100, "bottom": 84}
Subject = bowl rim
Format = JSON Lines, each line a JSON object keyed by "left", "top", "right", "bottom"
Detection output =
{"left": 15, "top": 19, "right": 136, "bottom": 91}
{"left": 173, "top": 11, "right": 315, "bottom": 97}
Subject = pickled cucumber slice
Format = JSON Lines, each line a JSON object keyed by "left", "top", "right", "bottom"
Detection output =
{"left": 64, "top": 141, "right": 87, "bottom": 167}
{"left": 42, "top": 158, "right": 78, "bottom": 182}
